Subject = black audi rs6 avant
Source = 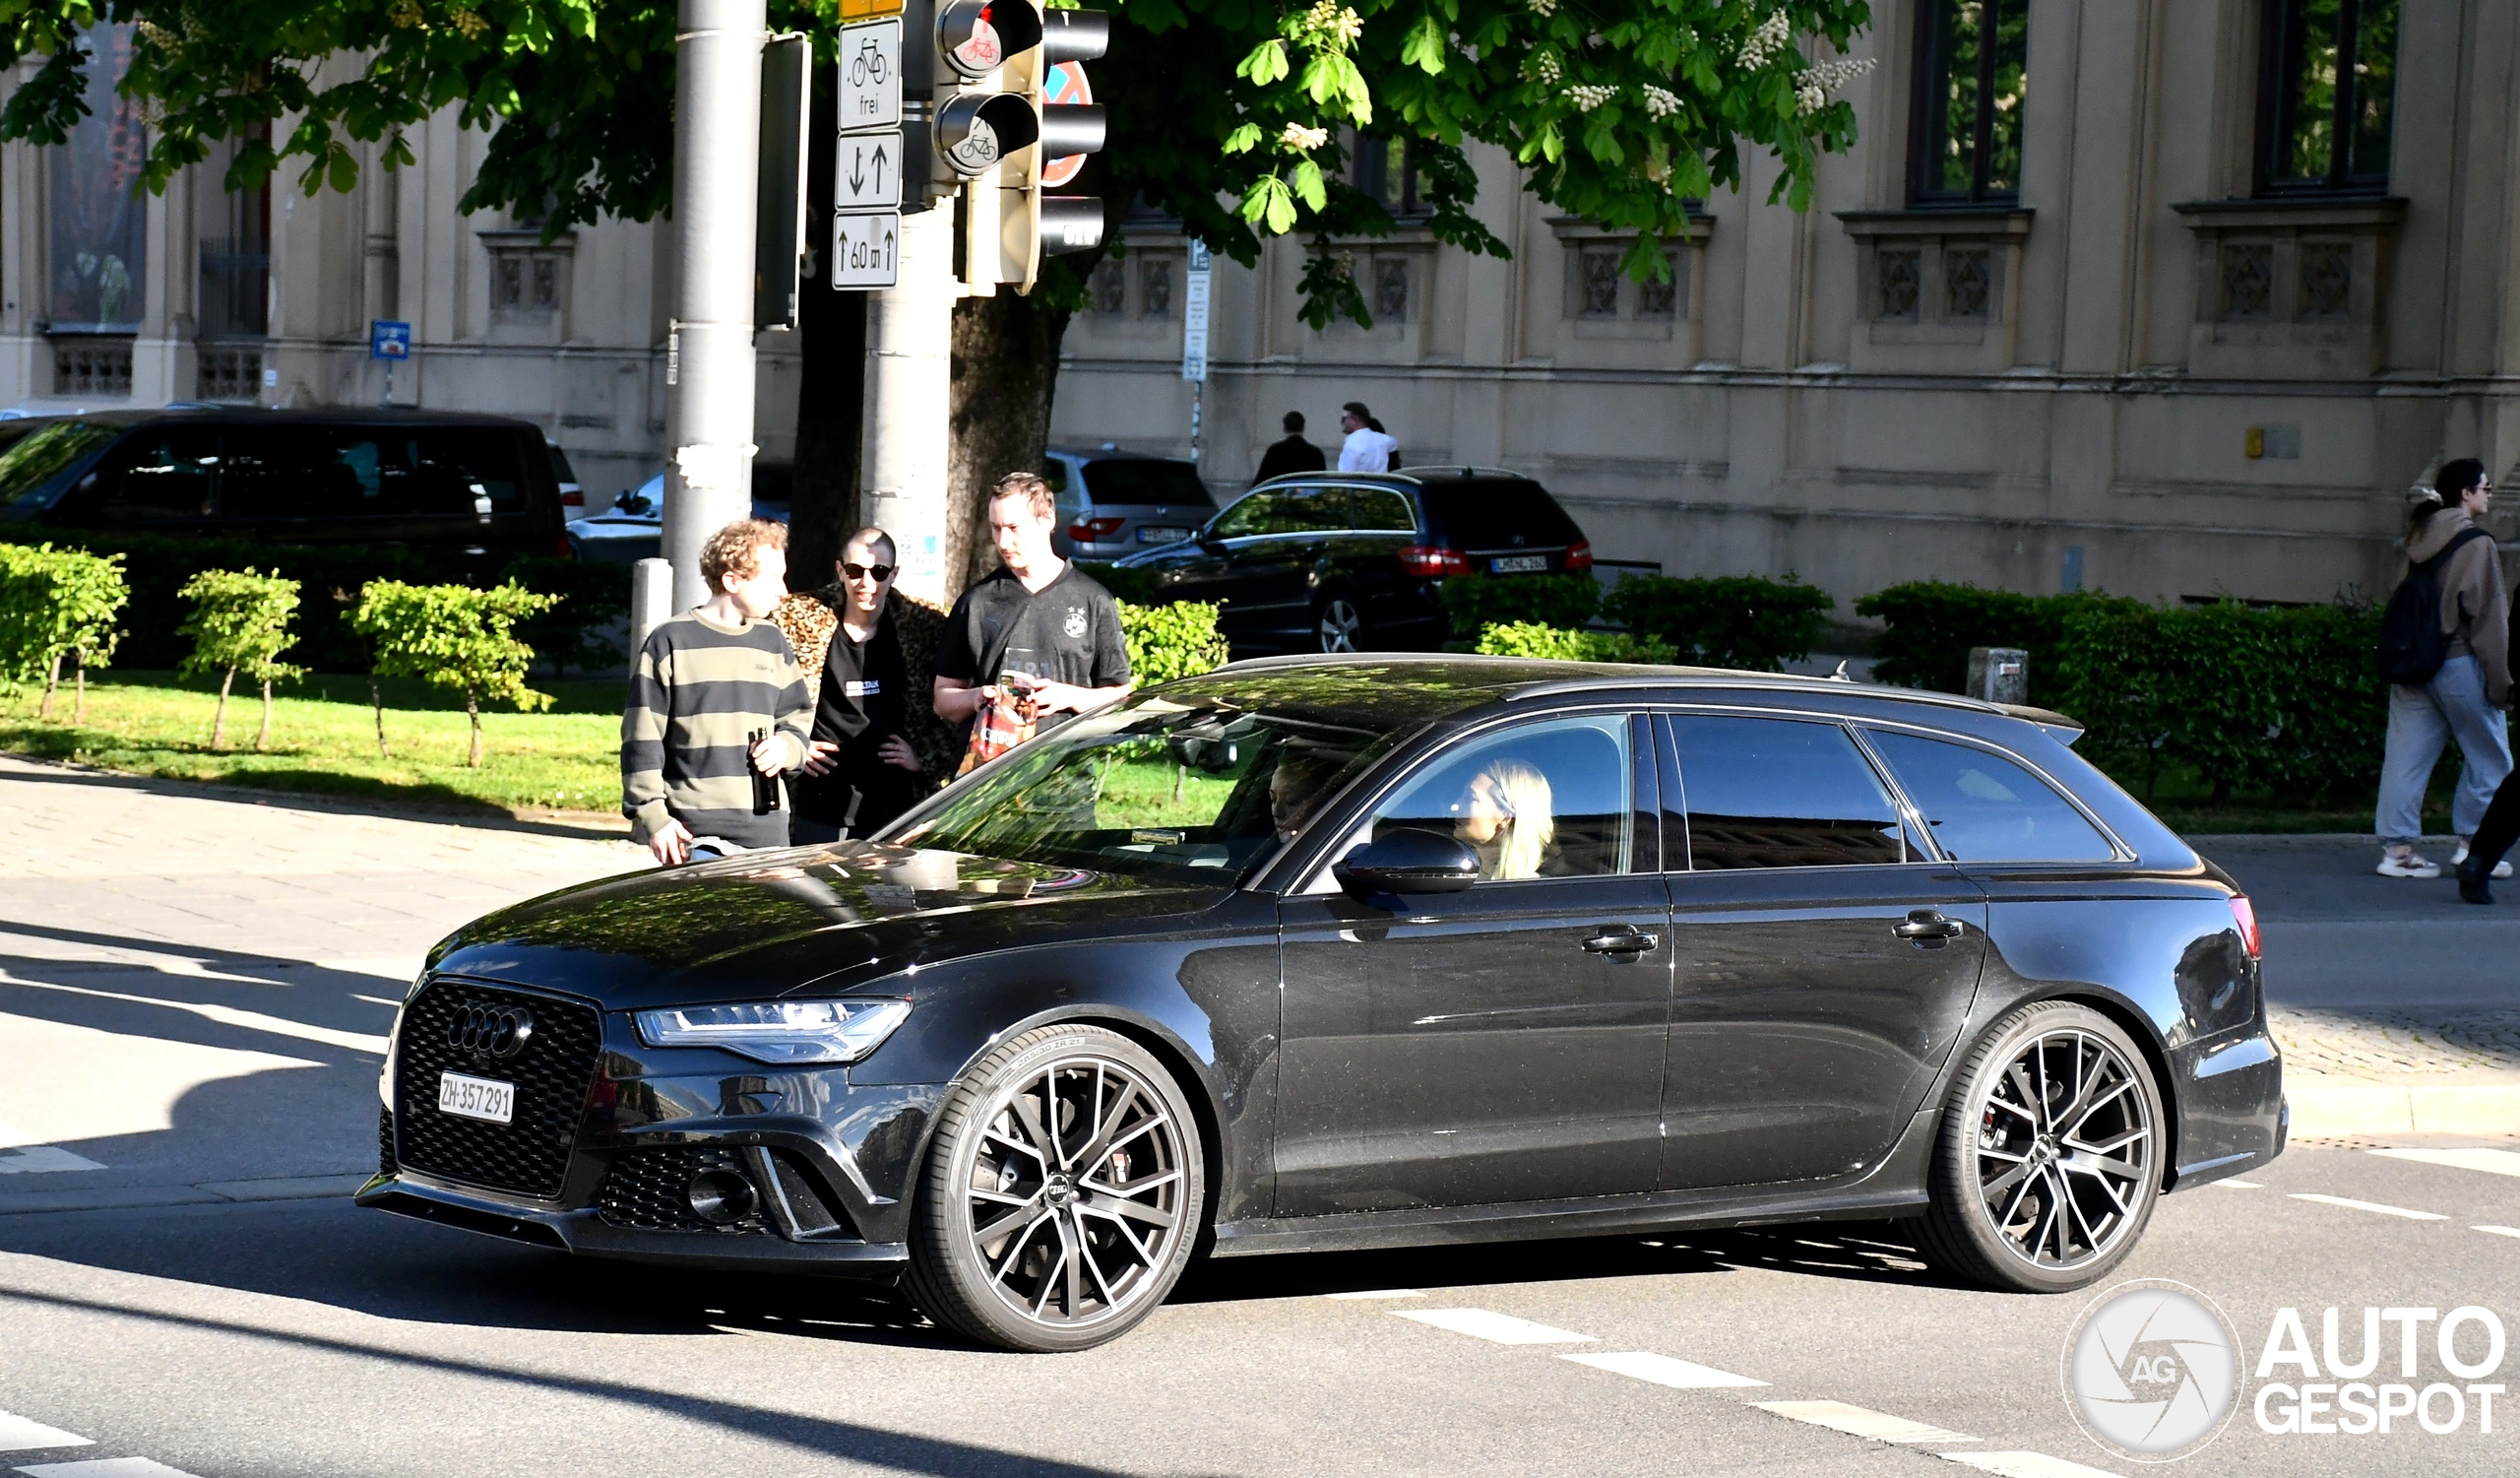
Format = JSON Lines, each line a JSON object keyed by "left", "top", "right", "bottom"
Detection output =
{"left": 362, "top": 657, "right": 2286, "bottom": 1352}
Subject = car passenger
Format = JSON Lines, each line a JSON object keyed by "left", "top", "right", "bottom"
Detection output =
{"left": 1269, "top": 749, "right": 1348, "bottom": 841}
{"left": 1456, "top": 760, "right": 1553, "bottom": 880}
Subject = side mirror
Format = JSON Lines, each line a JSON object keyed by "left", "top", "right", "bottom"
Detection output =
{"left": 1333, "top": 829, "right": 1480, "bottom": 897}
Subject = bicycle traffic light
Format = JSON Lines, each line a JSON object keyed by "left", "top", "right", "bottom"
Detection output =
{"left": 930, "top": 0, "right": 1109, "bottom": 293}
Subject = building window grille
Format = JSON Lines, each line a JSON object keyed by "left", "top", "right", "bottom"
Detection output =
{"left": 1579, "top": 251, "right": 1621, "bottom": 317}
{"left": 488, "top": 244, "right": 565, "bottom": 320}
{"left": 2298, "top": 240, "right": 2354, "bottom": 316}
{"left": 2222, "top": 244, "right": 2275, "bottom": 320}
{"left": 195, "top": 345, "right": 262, "bottom": 402}
{"left": 1372, "top": 258, "right": 1409, "bottom": 321}
{"left": 1140, "top": 257, "right": 1172, "bottom": 318}
{"left": 2257, "top": 0, "right": 2398, "bottom": 195}
{"left": 1638, "top": 253, "right": 1679, "bottom": 318}
{"left": 1945, "top": 247, "right": 1991, "bottom": 319}
{"left": 1908, "top": 0, "right": 2029, "bottom": 207}
{"left": 52, "top": 338, "right": 132, "bottom": 398}
{"left": 1878, "top": 249, "right": 1923, "bottom": 321}
{"left": 1091, "top": 258, "right": 1125, "bottom": 314}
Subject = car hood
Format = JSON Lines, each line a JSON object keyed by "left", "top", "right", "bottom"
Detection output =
{"left": 422, "top": 842, "right": 1227, "bottom": 1009}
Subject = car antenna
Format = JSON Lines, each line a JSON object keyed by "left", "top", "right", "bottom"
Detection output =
{"left": 1828, "top": 660, "right": 1854, "bottom": 682}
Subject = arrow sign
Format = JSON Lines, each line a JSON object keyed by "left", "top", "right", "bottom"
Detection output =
{"left": 838, "top": 18, "right": 902, "bottom": 132}
{"left": 833, "top": 211, "right": 900, "bottom": 289}
{"left": 837, "top": 130, "right": 903, "bottom": 210}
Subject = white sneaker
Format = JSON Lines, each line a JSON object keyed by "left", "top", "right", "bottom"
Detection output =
{"left": 2378, "top": 850, "right": 2441, "bottom": 878}
{"left": 2450, "top": 843, "right": 2514, "bottom": 879}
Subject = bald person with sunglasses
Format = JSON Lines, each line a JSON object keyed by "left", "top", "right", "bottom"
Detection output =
{"left": 790, "top": 528, "right": 928, "bottom": 843}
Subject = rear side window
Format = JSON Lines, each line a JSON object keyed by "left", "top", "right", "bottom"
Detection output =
{"left": 415, "top": 429, "right": 529, "bottom": 512}
{"left": 1867, "top": 731, "right": 2115, "bottom": 863}
{"left": 1669, "top": 715, "right": 1909, "bottom": 869}
{"left": 1418, "top": 480, "right": 1582, "bottom": 549}
{"left": 1344, "top": 485, "right": 1416, "bottom": 532}
{"left": 1083, "top": 459, "right": 1214, "bottom": 508}
{"left": 1211, "top": 489, "right": 1288, "bottom": 538}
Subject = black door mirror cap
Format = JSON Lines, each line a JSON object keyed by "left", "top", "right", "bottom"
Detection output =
{"left": 1333, "top": 829, "right": 1481, "bottom": 897}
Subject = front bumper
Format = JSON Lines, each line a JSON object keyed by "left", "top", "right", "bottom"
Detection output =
{"left": 357, "top": 1169, "right": 909, "bottom": 1273}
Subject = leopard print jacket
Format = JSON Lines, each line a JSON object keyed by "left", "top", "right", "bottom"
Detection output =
{"left": 772, "top": 587, "right": 962, "bottom": 788}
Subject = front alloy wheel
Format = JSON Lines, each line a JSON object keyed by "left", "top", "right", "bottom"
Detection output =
{"left": 1316, "top": 596, "right": 1365, "bottom": 653}
{"left": 1907, "top": 1001, "right": 2162, "bottom": 1292}
{"left": 906, "top": 1025, "right": 1204, "bottom": 1351}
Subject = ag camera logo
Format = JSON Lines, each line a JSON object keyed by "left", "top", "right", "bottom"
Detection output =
{"left": 2062, "top": 1281, "right": 2243, "bottom": 1461}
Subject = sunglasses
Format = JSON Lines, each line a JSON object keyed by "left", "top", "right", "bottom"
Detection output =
{"left": 843, "top": 562, "right": 896, "bottom": 581}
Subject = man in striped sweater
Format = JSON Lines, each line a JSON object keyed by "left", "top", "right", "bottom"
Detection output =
{"left": 622, "top": 518, "right": 814, "bottom": 865}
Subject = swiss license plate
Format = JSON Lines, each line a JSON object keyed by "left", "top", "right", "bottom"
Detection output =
{"left": 437, "top": 1070, "right": 516, "bottom": 1125}
{"left": 1136, "top": 526, "right": 1189, "bottom": 544}
{"left": 1490, "top": 554, "right": 1548, "bottom": 574}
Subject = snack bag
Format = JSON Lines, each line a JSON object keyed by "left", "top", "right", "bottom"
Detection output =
{"left": 957, "top": 677, "right": 1040, "bottom": 775}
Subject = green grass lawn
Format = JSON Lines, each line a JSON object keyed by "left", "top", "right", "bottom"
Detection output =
{"left": 0, "top": 669, "right": 629, "bottom": 818}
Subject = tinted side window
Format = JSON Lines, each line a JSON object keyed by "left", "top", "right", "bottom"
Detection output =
{"left": 220, "top": 427, "right": 367, "bottom": 519}
{"left": 1348, "top": 486, "right": 1416, "bottom": 532}
{"left": 1670, "top": 715, "right": 1908, "bottom": 868}
{"left": 91, "top": 427, "right": 218, "bottom": 524}
{"left": 414, "top": 429, "right": 527, "bottom": 512}
{"left": 1210, "top": 490, "right": 1284, "bottom": 538}
{"left": 1369, "top": 715, "right": 1632, "bottom": 879}
{"left": 1868, "top": 730, "right": 2114, "bottom": 863}
{"left": 1082, "top": 459, "right": 1213, "bottom": 508}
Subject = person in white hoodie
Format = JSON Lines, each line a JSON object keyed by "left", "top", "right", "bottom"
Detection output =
{"left": 1337, "top": 401, "right": 1400, "bottom": 472}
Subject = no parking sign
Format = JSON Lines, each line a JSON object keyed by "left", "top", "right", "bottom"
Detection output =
{"left": 1040, "top": 60, "right": 1093, "bottom": 188}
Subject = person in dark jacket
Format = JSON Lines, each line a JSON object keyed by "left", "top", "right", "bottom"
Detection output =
{"left": 1251, "top": 411, "right": 1327, "bottom": 484}
{"left": 789, "top": 528, "right": 930, "bottom": 843}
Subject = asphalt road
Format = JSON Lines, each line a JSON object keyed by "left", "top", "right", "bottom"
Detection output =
{"left": 0, "top": 767, "right": 2513, "bottom": 1477}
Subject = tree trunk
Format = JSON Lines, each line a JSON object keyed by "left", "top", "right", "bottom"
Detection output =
{"left": 788, "top": 68, "right": 868, "bottom": 586}
{"left": 257, "top": 677, "right": 273, "bottom": 751}
{"left": 467, "top": 691, "right": 482, "bottom": 768}
{"left": 370, "top": 676, "right": 389, "bottom": 758}
{"left": 39, "top": 652, "right": 59, "bottom": 720}
{"left": 72, "top": 649, "right": 86, "bottom": 726}
{"left": 212, "top": 668, "right": 234, "bottom": 749}
{"left": 946, "top": 289, "right": 1074, "bottom": 601}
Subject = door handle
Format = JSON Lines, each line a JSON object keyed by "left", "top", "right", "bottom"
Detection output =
{"left": 1893, "top": 911, "right": 1967, "bottom": 944}
{"left": 1582, "top": 928, "right": 1661, "bottom": 956}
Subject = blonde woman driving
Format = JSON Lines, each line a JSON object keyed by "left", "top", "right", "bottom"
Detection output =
{"left": 1456, "top": 760, "right": 1554, "bottom": 880}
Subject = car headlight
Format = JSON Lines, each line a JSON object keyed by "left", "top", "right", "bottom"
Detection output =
{"left": 633, "top": 999, "right": 911, "bottom": 1064}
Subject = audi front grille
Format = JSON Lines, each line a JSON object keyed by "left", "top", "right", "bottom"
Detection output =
{"left": 390, "top": 978, "right": 601, "bottom": 1199}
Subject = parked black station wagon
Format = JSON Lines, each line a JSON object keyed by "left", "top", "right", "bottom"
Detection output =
{"left": 1114, "top": 469, "right": 1592, "bottom": 654}
{"left": 363, "top": 657, "right": 2284, "bottom": 1352}
{"left": 0, "top": 408, "right": 569, "bottom": 566}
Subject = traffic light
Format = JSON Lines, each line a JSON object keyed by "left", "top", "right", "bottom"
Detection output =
{"left": 930, "top": 0, "right": 1109, "bottom": 294}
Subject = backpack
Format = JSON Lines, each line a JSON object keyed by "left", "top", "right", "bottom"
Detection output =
{"left": 2378, "top": 525, "right": 2489, "bottom": 686}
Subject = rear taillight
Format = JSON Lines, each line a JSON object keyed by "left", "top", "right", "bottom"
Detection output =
{"left": 1070, "top": 516, "right": 1124, "bottom": 543}
{"left": 553, "top": 535, "right": 576, "bottom": 558}
{"left": 1399, "top": 545, "right": 1470, "bottom": 578}
{"left": 2230, "top": 895, "right": 2262, "bottom": 959}
{"left": 1565, "top": 539, "right": 1594, "bottom": 572}
{"left": 560, "top": 488, "right": 584, "bottom": 506}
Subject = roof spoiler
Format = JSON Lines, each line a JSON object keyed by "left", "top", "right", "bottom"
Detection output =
{"left": 1998, "top": 702, "right": 2086, "bottom": 745}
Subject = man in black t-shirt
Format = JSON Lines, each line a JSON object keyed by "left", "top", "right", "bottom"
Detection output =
{"left": 935, "top": 472, "right": 1132, "bottom": 738}
{"left": 793, "top": 528, "right": 928, "bottom": 842}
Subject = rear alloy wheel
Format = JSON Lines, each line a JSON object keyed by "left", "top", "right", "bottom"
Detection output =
{"left": 905, "top": 1025, "right": 1204, "bottom": 1352}
{"left": 1315, "top": 595, "right": 1366, "bottom": 653}
{"left": 1906, "top": 1000, "right": 2162, "bottom": 1293}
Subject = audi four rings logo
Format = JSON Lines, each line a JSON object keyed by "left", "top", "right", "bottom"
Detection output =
{"left": 445, "top": 1004, "right": 535, "bottom": 1060}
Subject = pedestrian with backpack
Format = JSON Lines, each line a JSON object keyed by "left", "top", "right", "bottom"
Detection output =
{"left": 2374, "top": 458, "right": 2512, "bottom": 878}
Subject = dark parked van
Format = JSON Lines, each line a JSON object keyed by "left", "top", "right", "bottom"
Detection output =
{"left": 0, "top": 409, "right": 570, "bottom": 566}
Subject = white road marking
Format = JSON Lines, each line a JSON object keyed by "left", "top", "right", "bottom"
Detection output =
{"left": 2290, "top": 1192, "right": 2447, "bottom": 1221}
{"left": 15, "top": 1461, "right": 202, "bottom": 1478}
{"left": 0, "top": 976, "right": 388, "bottom": 1055}
{"left": 349, "top": 995, "right": 405, "bottom": 1009}
{"left": 1562, "top": 1350, "right": 1767, "bottom": 1388}
{"left": 1753, "top": 1400, "right": 1976, "bottom": 1444}
{"left": 1391, "top": 1309, "right": 1596, "bottom": 1345}
{"left": 2216, "top": 1178, "right": 2263, "bottom": 1189}
{"left": 0, "top": 1412, "right": 90, "bottom": 1453}
{"left": 2475, "top": 1225, "right": 2520, "bottom": 1239}
{"left": 1940, "top": 1451, "right": 2123, "bottom": 1478}
{"left": 0, "top": 1147, "right": 105, "bottom": 1175}
{"left": 2373, "top": 1146, "right": 2520, "bottom": 1179}
{"left": 1323, "top": 1289, "right": 1423, "bottom": 1300}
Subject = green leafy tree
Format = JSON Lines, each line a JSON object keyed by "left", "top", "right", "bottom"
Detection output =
{"left": 176, "top": 568, "right": 306, "bottom": 750}
{"left": 0, "top": 543, "right": 128, "bottom": 722}
{"left": 347, "top": 579, "right": 559, "bottom": 767}
{"left": 5, "top": 0, "right": 1872, "bottom": 587}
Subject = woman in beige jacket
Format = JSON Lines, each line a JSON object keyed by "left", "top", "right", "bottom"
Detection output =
{"left": 2377, "top": 458, "right": 2513, "bottom": 877}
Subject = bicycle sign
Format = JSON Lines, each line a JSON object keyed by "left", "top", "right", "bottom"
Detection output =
{"left": 838, "top": 18, "right": 902, "bottom": 133}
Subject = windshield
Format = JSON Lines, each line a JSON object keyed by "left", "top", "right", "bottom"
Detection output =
{"left": 889, "top": 692, "right": 1407, "bottom": 883}
{"left": 0, "top": 420, "right": 122, "bottom": 519}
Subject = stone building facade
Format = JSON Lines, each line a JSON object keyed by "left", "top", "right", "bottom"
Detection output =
{"left": 1052, "top": 0, "right": 2520, "bottom": 619}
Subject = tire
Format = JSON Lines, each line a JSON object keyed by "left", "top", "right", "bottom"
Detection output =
{"left": 1315, "top": 594, "right": 1367, "bottom": 654}
{"left": 904, "top": 1024, "right": 1206, "bottom": 1352}
{"left": 1904, "top": 1000, "right": 2165, "bottom": 1294}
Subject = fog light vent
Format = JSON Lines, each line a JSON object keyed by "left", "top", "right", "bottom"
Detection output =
{"left": 688, "top": 1166, "right": 758, "bottom": 1226}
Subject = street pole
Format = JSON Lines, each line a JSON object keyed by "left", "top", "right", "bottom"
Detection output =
{"left": 663, "top": 0, "right": 768, "bottom": 610}
{"left": 862, "top": 206, "right": 957, "bottom": 606}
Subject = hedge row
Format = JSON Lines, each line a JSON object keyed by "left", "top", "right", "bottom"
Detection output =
{"left": 1475, "top": 620, "right": 1675, "bottom": 664}
{"left": 1442, "top": 572, "right": 1833, "bottom": 672}
{"left": 0, "top": 544, "right": 129, "bottom": 711}
{"left": 20, "top": 531, "right": 627, "bottom": 675}
{"left": 1859, "top": 581, "right": 2389, "bottom": 801}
